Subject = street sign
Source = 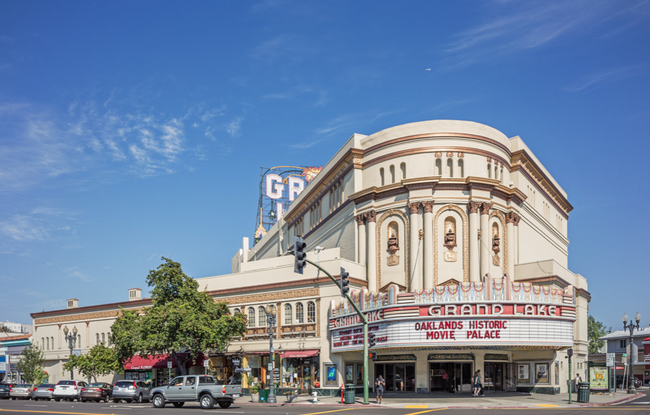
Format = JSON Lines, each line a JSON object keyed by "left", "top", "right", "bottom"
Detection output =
{"left": 203, "top": 360, "right": 209, "bottom": 368}
{"left": 167, "top": 361, "right": 172, "bottom": 369}
{"left": 606, "top": 353, "right": 615, "bottom": 367}
{"left": 232, "top": 358, "right": 240, "bottom": 367}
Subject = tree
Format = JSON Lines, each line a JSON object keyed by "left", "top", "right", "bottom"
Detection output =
{"left": 588, "top": 315, "right": 611, "bottom": 354}
{"left": 16, "top": 344, "right": 46, "bottom": 384}
{"left": 63, "top": 343, "right": 121, "bottom": 382}
{"left": 111, "top": 257, "right": 247, "bottom": 375}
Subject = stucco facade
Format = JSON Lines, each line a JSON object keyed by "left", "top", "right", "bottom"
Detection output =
{"left": 31, "top": 120, "right": 589, "bottom": 394}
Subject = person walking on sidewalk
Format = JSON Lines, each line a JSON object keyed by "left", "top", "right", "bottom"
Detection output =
{"left": 473, "top": 370, "right": 482, "bottom": 397}
{"left": 442, "top": 370, "right": 448, "bottom": 392}
{"left": 375, "top": 375, "right": 385, "bottom": 404}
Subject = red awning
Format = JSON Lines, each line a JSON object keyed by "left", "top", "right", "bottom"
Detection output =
{"left": 124, "top": 354, "right": 205, "bottom": 370}
{"left": 280, "top": 349, "right": 319, "bottom": 359}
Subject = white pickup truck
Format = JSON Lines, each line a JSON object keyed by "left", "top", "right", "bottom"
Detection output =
{"left": 150, "top": 375, "right": 241, "bottom": 409}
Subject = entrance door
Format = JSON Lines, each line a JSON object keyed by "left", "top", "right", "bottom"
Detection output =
{"left": 374, "top": 363, "right": 415, "bottom": 392}
{"left": 484, "top": 363, "right": 504, "bottom": 391}
{"left": 430, "top": 362, "right": 472, "bottom": 393}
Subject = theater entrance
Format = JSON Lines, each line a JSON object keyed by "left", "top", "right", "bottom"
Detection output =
{"left": 374, "top": 363, "right": 415, "bottom": 392}
{"left": 484, "top": 363, "right": 504, "bottom": 391}
{"left": 430, "top": 362, "right": 473, "bottom": 393}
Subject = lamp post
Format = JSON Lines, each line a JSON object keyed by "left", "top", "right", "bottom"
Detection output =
{"left": 622, "top": 312, "right": 641, "bottom": 394}
{"left": 265, "top": 305, "right": 277, "bottom": 404}
{"left": 62, "top": 326, "right": 78, "bottom": 380}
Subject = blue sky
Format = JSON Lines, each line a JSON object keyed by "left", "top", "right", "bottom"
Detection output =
{"left": 1, "top": 1, "right": 648, "bottom": 332}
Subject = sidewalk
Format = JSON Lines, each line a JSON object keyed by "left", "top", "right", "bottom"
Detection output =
{"left": 236, "top": 387, "right": 647, "bottom": 409}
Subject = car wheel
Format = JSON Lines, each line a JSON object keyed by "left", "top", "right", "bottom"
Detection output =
{"left": 172, "top": 402, "right": 184, "bottom": 408}
{"left": 81, "top": 398, "right": 86, "bottom": 402}
{"left": 152, "top": 394, "right": 165, "bottom": 408}
{"left": 55, "top": 398, "right": 60, "bottom": 402}
{"left": 104, "top": 396, "right": 109, "bottom": 403}
{"left": 125, "top": 398, "right": 132, "bottom": 403}
{"left": 113, "top": 399, "right": 120, "bottom": 403}
{"left": 137, "top": 394, "right": 143, "bottom": 404}
{"left": 200, "top": 394, "right": 214, "bottom": 410}
{"left": 218, "top": 401, "right": 232, "bottom": 409}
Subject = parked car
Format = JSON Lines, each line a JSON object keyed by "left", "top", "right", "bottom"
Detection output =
{"left": 149, "top": 375, "right": 241, "bottom": 409}
{"left": 0, "top": 384, "right": 14, "bottom": 399}
{"left": 80, "top": 383, "right": 112, "bottom": 402}
{"left": 616, "top": 375, "right": 641, "bottom": 389}
{"left": 10, "top": 384, "right": 34, "bottom": 400}
{"left": 53, "top": 380, "right": 88, "bottom": 402}
{"left": 112, "top": 380, "right": 150, "bottom": 403}
{"left": 32, "top": 384, "right": 56, "bottom": 401}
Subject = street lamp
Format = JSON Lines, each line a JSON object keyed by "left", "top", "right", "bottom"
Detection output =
{"left": 265, "top": 305, "right": 277, "bottom": 404}
{"left": 62, "top": 325, "right": 78, "bottom": 380}
{"left": 622, "top": 311, "right": 641, "bottom": 394}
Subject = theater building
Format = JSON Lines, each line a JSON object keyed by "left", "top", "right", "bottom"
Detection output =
{"left": 31, "top": 120, "right": 589, "bottom": 394}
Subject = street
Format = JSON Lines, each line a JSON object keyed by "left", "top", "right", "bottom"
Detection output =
{"left": 0, "top": 392, "right": 649, "bottom": 415}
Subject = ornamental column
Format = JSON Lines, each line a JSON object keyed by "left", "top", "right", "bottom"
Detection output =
{"left": 407, "top": 202, "right": 421, "bottom": 291}
{"left": 468, "top": 201, "right": 481, "bottom": 282}
{"left": 366, "top": 211, "right": 377, "bottom": 292}
{"left": 355, "top": 214, "right": 367, "bottom": 266}
{"left": 422, "top": 201, "right": 435, "bottom": 290}
{"left": 479, "top": 202, "right": 493, "bottom": 278}
{"left": 506, "top": 212, "right": 521, "bottom": 277}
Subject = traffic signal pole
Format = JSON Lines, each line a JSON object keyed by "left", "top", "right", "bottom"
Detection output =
{"left": 300, "top": 257, "right": 370, "bottom": 405}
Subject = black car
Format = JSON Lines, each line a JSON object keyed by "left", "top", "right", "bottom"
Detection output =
{"left": 0, "top": 384, "right": 15, "bottom": 399}
{"left": 616, "top": 375, "right": 641, "bottom": 389}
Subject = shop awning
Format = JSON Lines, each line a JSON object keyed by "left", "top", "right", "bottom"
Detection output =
{"left": 124, "top": 354, "right": 204, "bottom": 370}
{"left": 280, "top": 349, "right": 319, "bottom": 359}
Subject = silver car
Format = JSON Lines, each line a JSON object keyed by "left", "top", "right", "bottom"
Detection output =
{"left": 53, "top": 380, "right": 87, "bottom": 401}
{"left": 32, "top": 384, "right": 56, "bottom": 401}
{"left": 112, "top": 380, "right": 151, "bottom": 403}
{"left": 10, "top": 384, "right": 33, "bottom": 400}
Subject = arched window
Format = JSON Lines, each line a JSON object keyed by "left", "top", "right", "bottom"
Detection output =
{"left": 487, "top": 164, "right": 492, "bottom": 178}
{"left": 494, "top": 166, "right": 498, "bottom": 181}
{"left": 457, "top": 159, "right": 464, "bottom": 177}
{"left": 41, "top": 337, "right": 44, "bottom": 349}
{"left": 101, "top": 333, "right": 105, "bottom": 343}
{"left": 96, "top": 333, "right": 100, "bottom": 345}
{"left": 500, "top": 168, "right": 504, "bottom": 184}
{"left": 51, "top": 337, "right": 54, "bottom": 349}
{"left": 247, "top": 308, "right": 256, "bottom": 327}
{"left": 106, "top": 333, "right": 111, "bottom": 346}
{"left": 307, "top": 301, "right": 316, "bottom": 323}
{"left": 400, "top": 162, "right": 406, "bottom": 179}
{"left": 77, "top": 334, "right": 81, "bottom": 346}
{"left": 379, "top": 168, "right": 385, "bottom": 186}
{"left": 389, "top": 165, "right": 395, "bottom": 183}
{"left": 446, "top": 158, "right": 453, "bottom": 177}
{"left": 435, "top": 158, "right": 442, "bottom": 175}
{"left": 284, "top": 304, "right": 293, "bottom": 325}
{"left": 296, "top": 303, "right": 304, "bottom": 324}
{"left": 258, "top": 306, "right": 266, "bottom": 327}
{"left": 233, "top": 308, "right": 241, "bottom": 314}
{"left": 46, "top": 337, "right": 49, "bottom": 350}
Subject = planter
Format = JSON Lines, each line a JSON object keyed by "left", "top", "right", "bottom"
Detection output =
{"left": 250, "top": 393, "right": 259, "bottom": 403}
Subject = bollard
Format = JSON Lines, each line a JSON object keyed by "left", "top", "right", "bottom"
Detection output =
{"left": 312, "top": 391, "right": 318, "bottom": 403}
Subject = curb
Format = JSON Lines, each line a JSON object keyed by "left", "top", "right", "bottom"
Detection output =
{"left": 573, "top": 392, "right": 643, "bottom": 407}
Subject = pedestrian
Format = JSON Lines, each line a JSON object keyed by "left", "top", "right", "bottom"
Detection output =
{"left": 575, "top": 373, "right": 582, "bottom": 386}
{"left": 442, "top": 370, "right": 448, "bottom": 392}
{"left": 473, "top": 370, "right": 482, "bottom": 397}
{"left": 375, "top": 375, "right": 385, "bottom": 404}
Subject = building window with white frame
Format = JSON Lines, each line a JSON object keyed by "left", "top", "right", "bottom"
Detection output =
{"left": 248, "top": 308, "right": 256, "bottom": 327}
{"left": 307, "top": 301, "right": 316, "bottom": 323}
{"left": 258, "top": 306, "right": 266, "bottom": 327}
{"left": 284, "top": 303, "right": 293, "bottom": 325}
{"left": 296, "top": 303, "right": 304, "bottom": 324}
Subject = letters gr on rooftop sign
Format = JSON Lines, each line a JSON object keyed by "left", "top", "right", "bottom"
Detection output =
{"left": 254, "top": 166, "right": 322, "bottom": 243}
{"left": 329, "top": 302, "right": 575, "bottom": 352}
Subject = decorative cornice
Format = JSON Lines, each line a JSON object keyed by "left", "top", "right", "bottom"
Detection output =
{"left": 218, "top": 288, "right": 320, "bottom": 306}
{"left": 510, "top": 150, "right": 573, "bottom": 217}
{"left": 31, "top": 298, "right": 152, "bottom": 320}
{"left": 363, "top": 132, "right": 512, "bottom": 158}
{"left": 366, "top": 210, "right": 377, "bottom": 223}
{"left": 363, "top": 146, "right": 511, "bottom": 170}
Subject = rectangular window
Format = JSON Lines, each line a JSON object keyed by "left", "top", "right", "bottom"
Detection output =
{"left": 620, "top": 339, "right": 627, "bottom": 348}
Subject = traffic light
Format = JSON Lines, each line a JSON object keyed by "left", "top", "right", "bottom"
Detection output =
{"left": 368, "top": 332, "right": 376, "bottom": 348}
{"left": 340, "top": 267, "right": 350, "bottom": 297}
{"left": 368, "top": 351, "right": 377, "bottom": 360}
{"left": 294, "top": 236, "right": 307, "bottom": 274}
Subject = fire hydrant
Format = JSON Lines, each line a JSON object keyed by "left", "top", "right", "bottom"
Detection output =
{"left": 312, "top": 391, "right": 318, "bottom": 403}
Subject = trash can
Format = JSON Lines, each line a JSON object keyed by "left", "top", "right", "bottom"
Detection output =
{"left": 577, "top": 382, "right": 590, "bottom": 403}
{"left": 259, "top": 389, "right": 270, "bottom": 403}
{"left": 344, "top": 384, "right": 356, "bottom": 404}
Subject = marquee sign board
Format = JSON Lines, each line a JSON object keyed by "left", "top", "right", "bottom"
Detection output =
{"left": 330, "top": 302, "right": 575, "bottom": 352}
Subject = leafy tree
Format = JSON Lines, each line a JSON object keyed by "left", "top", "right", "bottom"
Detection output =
{"left": 63, "top": 343, "right": 121, "bottom": 382}
{"left": 588, "top": 315, "right": 611, "bottom": 354}
{"left": 111, "top": 257, "right": 247, "bottom": 375}
{"left": 16, "top": 344, "right": 46, "bottom": 384}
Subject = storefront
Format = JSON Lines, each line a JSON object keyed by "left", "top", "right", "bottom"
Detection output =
{"left": 330, "top": 281, "right": 577, "bottom": 394}
{"left": 123, "top": 354, "right": 205, "bottom": 386}
{"left": 280, "top": 350, "right": 319, "bottom": 391}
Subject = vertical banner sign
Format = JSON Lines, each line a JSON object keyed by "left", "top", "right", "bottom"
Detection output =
{"left": 589, "top": 366, "right": 608, "bottom": 390}
{"left": 632, "top": 343, "right": 639, "bottom": 365}
{"left": 606, "top": 353, "right": 615, "bottom": 367}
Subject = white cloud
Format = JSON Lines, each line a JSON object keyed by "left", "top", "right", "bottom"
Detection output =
{"left": 565, "top": 66, "right": 641, "bottom": 93}
{"left": 227, "top": 117, "right": 243, "bottom": 137}
{"left": 0, "top": 215, "right": 49, "bottom": 241}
